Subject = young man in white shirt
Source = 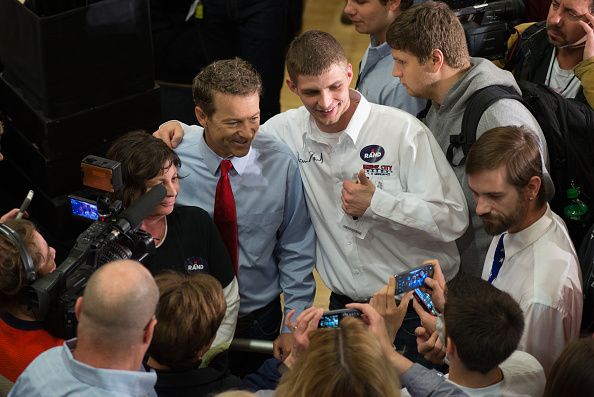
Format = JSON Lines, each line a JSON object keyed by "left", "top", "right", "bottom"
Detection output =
{"left": 465, "top": 125, "right": 583, "bottom": 374}
{"left": 402, "top": 274, "right": 545, "bottom": 397}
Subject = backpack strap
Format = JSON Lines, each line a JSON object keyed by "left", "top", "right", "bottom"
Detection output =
{"left": 448, "top": 85, "right": 523, "bottom": 166}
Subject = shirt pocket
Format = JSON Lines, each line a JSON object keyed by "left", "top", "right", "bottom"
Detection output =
{"left": 238, "top": 211, "right": 284, "bottom": 264}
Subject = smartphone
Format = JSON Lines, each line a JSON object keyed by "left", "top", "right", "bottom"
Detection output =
{"left": 16, "top": 190, "right": 34, "bottom": 219}
{"left": 318, "top": 308, "right": 361, "bottom": 328}
{"left": 413, "top": 288, "right": 438, "bottom": 316}
{"left": 394, "top": 264, "right": 434, "bottom": 295}
{"left": 69, "top": 196, "right": 99, "bottom": 221}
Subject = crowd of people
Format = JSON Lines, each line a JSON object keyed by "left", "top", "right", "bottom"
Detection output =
{"left": 1, "top": 0, "right": 594, "bottom": 395}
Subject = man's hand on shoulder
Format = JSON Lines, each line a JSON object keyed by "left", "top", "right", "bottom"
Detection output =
{"left": 152, "top": 120, "right": 186, "bottom": 149}
{"left": 341, "top": 168, "right": 375, "bottom": 218}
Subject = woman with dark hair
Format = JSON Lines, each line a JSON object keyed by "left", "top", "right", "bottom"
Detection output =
{"left": 106, "top": 131, "right": 239, "bottom": 350}
{"left": 544, "top": 338, "right": 594, "bottom": 397}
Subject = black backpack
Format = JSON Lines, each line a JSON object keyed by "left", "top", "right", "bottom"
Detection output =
{"left": 449, "top": 80, "right": 594, "bottom": 245}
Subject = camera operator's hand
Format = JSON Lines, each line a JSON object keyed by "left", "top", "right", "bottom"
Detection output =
{"left": 421, "top": 259, "right": 446, "bottom": 313}
{"left": 0, "top": 208, "right": 20, "bottom": 223}
{"left": 283, "top": 307, "right": 324, "bottom": 368}
{"left": 369, "top": 276, "right": 413, "bottom": 341}
{"left": 415, "top": 327, "right": 446, "bottom": 365}
{"left": 153, "top": 120, "right": 185, "bottom": 149}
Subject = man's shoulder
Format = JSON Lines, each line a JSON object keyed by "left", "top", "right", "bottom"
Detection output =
{"left": 367, "top": 102, "right": 426, "bottom": 129}
{"left": 175, "top": 125, "right": 204, "bottom": 157}
{"left": 263, "top": 107, "right": 308, "bottom": 132}
{"left": 500, "top": 351, "right": 546, "bottom": 396}
{"left": 252, "top": 131, "right": 296, "bottom": 156}
{"left": 501, "top": 350, "right": 544, "bottom": 376}
{"left": 11, "top": 345, "right": 67, "bottom": 393}
{"left": 25, "top": 343, "right": 64, "bottom": 368}
{"left": 251, "top": 129, "right": 302, "bottom": 172}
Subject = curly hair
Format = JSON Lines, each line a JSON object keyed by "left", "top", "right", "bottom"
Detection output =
{"left": 192, "top": 57, "right": 263, "bottom": 117}
{"left": 0, "top": 220, "right": 44, "bottom": 309}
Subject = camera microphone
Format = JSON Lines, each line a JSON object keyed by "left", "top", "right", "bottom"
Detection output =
{"left": 115, "top": 184, "right": 167, "bottom": 234}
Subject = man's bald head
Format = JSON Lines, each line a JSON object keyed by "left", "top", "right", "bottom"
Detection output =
{"left": 77, "top": 259, "right": 159, "bottom": 344}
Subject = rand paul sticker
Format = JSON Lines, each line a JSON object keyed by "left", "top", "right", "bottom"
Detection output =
{"left": 360, "top": 145, "right": 385, "bottom": 163}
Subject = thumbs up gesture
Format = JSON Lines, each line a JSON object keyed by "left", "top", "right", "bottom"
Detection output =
{"left": 342, "top": 168, "right": 376, "bottom": 218}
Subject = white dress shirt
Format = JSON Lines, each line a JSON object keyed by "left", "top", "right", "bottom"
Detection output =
{"left": 261, "top": 90, "right": 468, "bottom": 300}
{"left": 482, "top": 205, "right": 583, "bottom": 374}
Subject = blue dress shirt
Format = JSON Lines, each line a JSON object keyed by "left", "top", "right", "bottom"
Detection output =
{"left": 175, "top": 127, "right": 316, "bottom": 331}
{"left": 9, "top": 339, "right": 157, "bottom": 397}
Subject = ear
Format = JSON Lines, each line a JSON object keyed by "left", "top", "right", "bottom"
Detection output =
{"left": 195, "top": 336, "right": 216, "bottom": 360}
{"left": 346, "top": 63, "right": 354, "bottom": 85}
{"left": 429, "top": 49, "right": 445, "bottom": 72}
{"left": 75, "top": 297, "right": 83, "bottom": 321}
{"left": 195, "top": 106, "right": 208, "bottom": 128}
{"left": 387, "top": 0, "right": 401, "bottom": 13}
{"left": 286, "top": 78, "right": 298, "bottom": 95}
{"left": 526, "top": 175, "right": 542, "bottom": 202}
{"left": 143, "top": 316, "right": 158, "bottom": 345}
{"left": 446, "top": 336, "right": 456, "bottom": 356}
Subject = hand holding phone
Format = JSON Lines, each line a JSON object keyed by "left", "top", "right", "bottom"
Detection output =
{"left": 368, "top": 276, "right": 413, "bottom": 340}
{"left": 419, "top": 259, "right": 447, "bottom": 313}
{"left": 413, "top": 288, "right": 438, "bottom": 316}
{"left": 394, "top": 264, "right": 434, "bottom": 295}
{"left": 318, "top": 308, "right": 361, "bottom": 328}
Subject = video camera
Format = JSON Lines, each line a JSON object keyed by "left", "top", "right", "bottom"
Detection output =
{"left": 449, "top": 0, "right": 525, "bottom": 59}
{"left": 22, "top": 155, "right": 166, "bottom": 339}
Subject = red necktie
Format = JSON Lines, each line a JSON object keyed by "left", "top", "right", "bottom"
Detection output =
{"left": 214, "top": 159, "right": 238, "bottom": 273}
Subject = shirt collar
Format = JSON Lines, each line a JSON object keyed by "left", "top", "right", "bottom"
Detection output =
{"left": 62, "top": 338, "right": 157, "bottom": 395}
{"left": 369, "top": 35, "right": 392, "bottom": 56}
{"left": 503, "top": 204, "right": 553, "bottom": 259}
{"left": 304, "top": 89, "right": 371, "bottom": 146}
{"left": 197, "top": 130, "right": 252, "bottom": 176}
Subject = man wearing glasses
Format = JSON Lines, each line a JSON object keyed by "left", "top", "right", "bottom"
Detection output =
{"left": 507, "top": 0, "right": 594, "bottom": 107}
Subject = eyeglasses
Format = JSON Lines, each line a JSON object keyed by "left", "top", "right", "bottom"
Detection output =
{"left": 550, "top": 0, "right": 591, "bottom": 22}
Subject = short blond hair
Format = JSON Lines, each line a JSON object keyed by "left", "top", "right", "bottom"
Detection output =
{"left": 286, "top": 30, "right": 348, "bottom": 83}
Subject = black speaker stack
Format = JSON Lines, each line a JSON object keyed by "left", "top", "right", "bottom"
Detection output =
{"left": 0, "top": 0, "right": 161, "bottom": 253}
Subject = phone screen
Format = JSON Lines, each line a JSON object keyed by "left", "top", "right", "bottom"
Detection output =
{"left": 414, "top": 288, "right": 438, "bottom": 316}
{"left": 318, "top": 309, "right": 361, "bottom": 328}
{"left": 69, "top": 196, "right": 99, "bottom": 221}
{"left": 395, "top": 264, "right": 434, "bottom": 295}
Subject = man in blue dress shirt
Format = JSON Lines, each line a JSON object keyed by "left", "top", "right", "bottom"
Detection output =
{"left": 9, "top": 260, "right": 160, "bottom": 397}
{"left": 172, "top": 57, "right": 316, "bottom": 372}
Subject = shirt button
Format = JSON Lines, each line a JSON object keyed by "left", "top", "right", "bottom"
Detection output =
{"left": 346, "top": 241, "right": 352, "bottom": 246}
